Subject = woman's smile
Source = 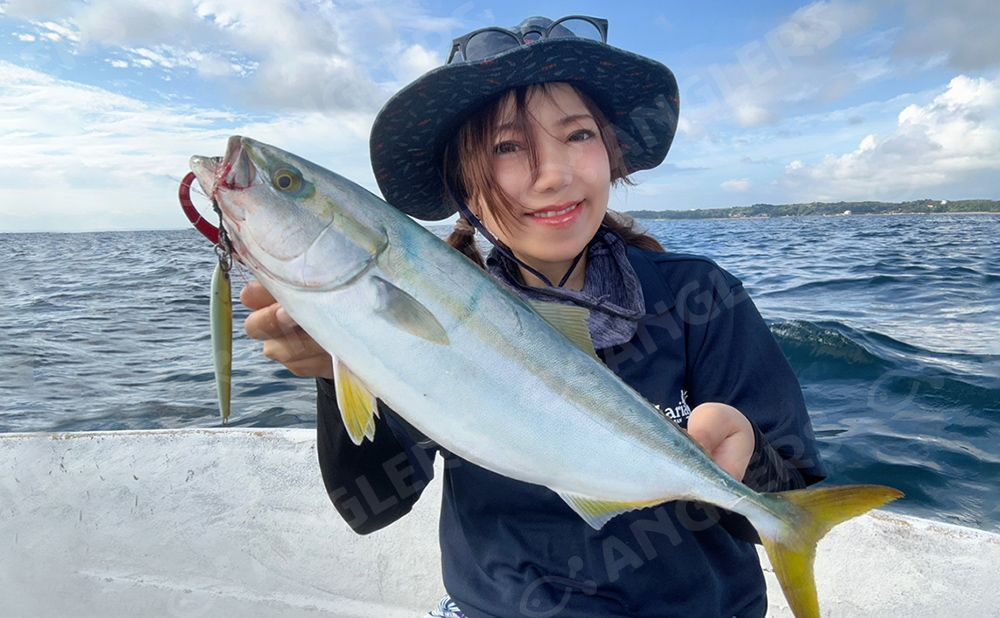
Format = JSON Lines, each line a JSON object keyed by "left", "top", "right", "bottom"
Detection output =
{"left": 527, "top": 200, "right": 584, "bottom": 227}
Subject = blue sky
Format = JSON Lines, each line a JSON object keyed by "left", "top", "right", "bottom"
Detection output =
{"left": 1, "top": 0, "right": 998, "bottom": 232}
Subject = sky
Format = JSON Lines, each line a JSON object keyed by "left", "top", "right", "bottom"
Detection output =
{"left": 1, "top": 0, "right": 998, "bottom": 232}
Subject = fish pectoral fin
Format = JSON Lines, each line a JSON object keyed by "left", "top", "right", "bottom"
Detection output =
{"left": 527, "top": 301, "right": 599, "bottom": 360}
{"left": 555, "top": 491, "right": 665, "bottom": 530}
{"left": 372, "top": 276, "right": 449, "bottom": 345}
{"left": 333, "top": 357, "right": 379, "bottom": 445}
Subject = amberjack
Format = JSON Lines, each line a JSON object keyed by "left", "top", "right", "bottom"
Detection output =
{"left": 191, "top": 136, "right": 901, "bottom": 618}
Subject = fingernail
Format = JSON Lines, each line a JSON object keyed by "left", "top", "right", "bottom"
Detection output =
{"left": 275, "top": 306, "right": 293, "bottom": 328}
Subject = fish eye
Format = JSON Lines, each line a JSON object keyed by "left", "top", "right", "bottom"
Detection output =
{"left": 273, "top": 168, "right": 302, "bottom": 192}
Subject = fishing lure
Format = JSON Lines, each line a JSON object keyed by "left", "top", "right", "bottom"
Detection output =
{"left": 180, "top": 171, "right": 234, "bottom": 423}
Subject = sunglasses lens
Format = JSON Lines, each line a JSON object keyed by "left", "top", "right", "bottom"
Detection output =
{"left": 549, "top": 18, "right": 603, "bottom": 42}
{"left": 464, "top": 30, "right": 521, "bottom": 61}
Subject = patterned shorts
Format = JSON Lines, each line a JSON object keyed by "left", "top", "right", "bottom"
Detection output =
{"left": 423, "top": 594, "right": 466, "bottom": 618}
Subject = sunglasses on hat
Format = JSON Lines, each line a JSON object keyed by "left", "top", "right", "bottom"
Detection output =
{"left": 446, "top": 15, "right": 608, "bottom": 65}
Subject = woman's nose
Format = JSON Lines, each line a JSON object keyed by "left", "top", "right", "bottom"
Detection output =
{"left": 531, "top": 140, "right": 573, "bottom": 193}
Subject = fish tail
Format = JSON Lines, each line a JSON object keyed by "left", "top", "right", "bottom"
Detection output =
{"left": 210, "top": 261, "right": 233, "bottom": 423}
{"left": 759, "top": 484, "right": 903, "bottom": 618}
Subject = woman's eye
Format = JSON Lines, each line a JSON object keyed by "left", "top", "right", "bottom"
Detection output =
{"left": 494, "top": 141, "right": 521, "bottom": 155}
{"left": 569, "top": 129, "right": 596, "bottom": 142}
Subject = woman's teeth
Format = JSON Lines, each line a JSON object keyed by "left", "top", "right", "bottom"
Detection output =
{"left": 533, "top": 203, "right": 579, "bottom": 218}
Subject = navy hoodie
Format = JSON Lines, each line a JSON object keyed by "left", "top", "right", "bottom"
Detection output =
{"left": 315, "top": 239, "right": 826, "bottom": 618}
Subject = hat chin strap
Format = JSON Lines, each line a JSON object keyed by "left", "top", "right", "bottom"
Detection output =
{"left": 448, "top": 185, "right": 646, "bottom": 320}
{"left": 450, "top": 189, "right": 584, "bottom": 289}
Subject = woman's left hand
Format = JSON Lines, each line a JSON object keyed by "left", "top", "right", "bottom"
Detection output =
{"left": 686, "top": 403, "right": 755, "bottom": 481}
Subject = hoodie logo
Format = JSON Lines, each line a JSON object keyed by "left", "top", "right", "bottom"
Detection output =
{"left": 654, "top": 390, "right": 692, "bottom": 425}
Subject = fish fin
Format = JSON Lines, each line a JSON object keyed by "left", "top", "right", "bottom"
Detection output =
{"left": 333, "top": 357, "right": 378, "bottom": 445}
{"left": 760, "top": 484, "right": 903, "bottom": 618}
{"left": 527, "top": 301, "right": 599, "bottom": 360}
{"left": 210, "top": 262, "right": 233, "bottom": 423}
{"left": 372, "top": 276, "right": 449, "bottom": 345}
{"left": 555, "top": 490, "right": 665, "bottom": 530}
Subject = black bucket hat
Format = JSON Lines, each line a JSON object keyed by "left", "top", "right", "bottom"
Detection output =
{"left": 369, "top": 15, "right": 680, "bottom": 221}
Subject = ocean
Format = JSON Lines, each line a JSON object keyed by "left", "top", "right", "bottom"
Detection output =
{"left": 1, "top": 214, "right": 997, "bottom": 531}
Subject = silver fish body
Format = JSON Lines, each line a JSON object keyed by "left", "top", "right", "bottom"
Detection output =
{"left": 193, "top": 137, "right": 749, "bottom": 513}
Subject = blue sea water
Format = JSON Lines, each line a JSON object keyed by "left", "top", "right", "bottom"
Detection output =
{"left": 1, "top": 214, "right": 997, "bottom": 531}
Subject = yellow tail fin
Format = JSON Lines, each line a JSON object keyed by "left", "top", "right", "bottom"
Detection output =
{"left": 761, "top": 484, "right": 903, "bottom": 618}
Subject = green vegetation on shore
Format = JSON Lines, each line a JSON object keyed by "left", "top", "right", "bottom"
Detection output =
{"left": 626, "top": 199, "right": 1000, "bottom": 220}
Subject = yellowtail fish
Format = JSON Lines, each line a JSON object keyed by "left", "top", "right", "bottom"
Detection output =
{"left": 210, "top": 260, "right": 232, "bottom": 423}
{"left": 190, "top": 136, "right": 902, "bottom": 618}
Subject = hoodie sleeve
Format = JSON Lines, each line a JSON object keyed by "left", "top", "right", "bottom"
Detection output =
{"left": 678, "top": 267, "right": 827, "bottom": 544}
{"left": 315, "top": 377, "right": 437, "bottom": 535}
{"left": 682, "top": 268, "right": 827, "bottom": 489}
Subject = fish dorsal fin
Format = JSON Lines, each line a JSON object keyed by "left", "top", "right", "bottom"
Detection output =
{"left": 333, "top": 357, "right": 379, "bottom": 445}
{"left": 555, "top": 490, "right": 666, "bottom": 530}
{"left": 527, "top": 300, "right": 599, "bottom": 360}
{"left": 372, "top": 276, "right": 450, "bottom": 345}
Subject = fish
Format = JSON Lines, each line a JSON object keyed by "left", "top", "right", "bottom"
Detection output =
{"left": 189, "top": 136, "right": 902, "bottom": 618}
{"left": 210, "top": 260, "right": 232, "bottom": 423}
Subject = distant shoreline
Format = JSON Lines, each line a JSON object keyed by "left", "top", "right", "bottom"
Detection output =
{"left": 623, "top": 199, "right": 1000, "bottom": 221}
{"left": 627, "top": 211, "right": 1000, "bottom": 222}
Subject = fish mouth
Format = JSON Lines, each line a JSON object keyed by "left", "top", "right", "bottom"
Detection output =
{"left": 189, "top": 136, "right": 256, "bottom": 201}
{"left": 189, "top": 155, "right": 222, "bottom": 199}
{"left": 218, "top": 136, "right": 256, "bottom": 191}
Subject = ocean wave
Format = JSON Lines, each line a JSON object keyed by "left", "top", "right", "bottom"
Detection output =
{"left": 770, "top": 320, "right": 999, "bottom": 390}
{"left": 759, "top": 274, "right": 913, "bottom": 296}
{"left": 770, "top": 320, "right": 888, "bottom": 374}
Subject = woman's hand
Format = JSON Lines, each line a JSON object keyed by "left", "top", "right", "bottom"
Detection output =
{"left": 241, "top": 280, "right": 334, "bottom": 379}
{"left": 686, "top": 403, "right": 755, "bottom": 481}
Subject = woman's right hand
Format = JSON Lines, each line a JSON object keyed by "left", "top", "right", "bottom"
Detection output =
{"left": 241, "top": 280, "right": 334, "bottom": 380}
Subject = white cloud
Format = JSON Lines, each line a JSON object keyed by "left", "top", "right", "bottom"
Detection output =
{"left": 129, "top": 47, "right": 175, "bottom": 69}
{"left": 769, "top": 1, "right": 873, "bottom": 58}
{"left": 2, "top": 0, "right": 76, "bottom": 18}
{"left": 394, "top": 43, "right": 440, "bottom": 83}
{"left": 3, "top": 0, "right": 457, "bottom": 113}
{"left": 681, "top": 2, "right": 879, "bottom": 129}
{"left": 0, "top": 60, "right": 377, "bottom": 232}
{"left": 780, "top": 75, "right": 1000, "bottom": 200}
{"left": 722, "top": 178, "right": 752, "bottom": 192}
{"left": 892, "top": 0, "right": 1000, "bottom": 71}
{"left": 676, "top": 117, "right": 707, "bottom": 139}
{"left": 16, "top": 33, "right": 36, "bottom": 42}
{"left": 734, "top": 104, "right": 774, "bottom": 127}
{"left": 37, "top": 20, "right": 79, "bottom": 42}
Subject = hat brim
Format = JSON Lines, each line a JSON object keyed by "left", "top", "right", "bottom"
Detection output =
{"left": 370, "top": 38, "right": 679, "bottom": 220}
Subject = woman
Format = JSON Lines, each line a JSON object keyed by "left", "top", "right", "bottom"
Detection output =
{"left": 242, "top": 15, "right": 826, "bottom": 617}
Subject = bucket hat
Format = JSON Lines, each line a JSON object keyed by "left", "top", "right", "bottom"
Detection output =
{"left": 370, "top": 15, "right": 680, "bottom": 221}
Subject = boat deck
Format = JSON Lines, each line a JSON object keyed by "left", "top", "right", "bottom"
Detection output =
{"left": 2, "top": 428, "right": 996, "bottom": 617}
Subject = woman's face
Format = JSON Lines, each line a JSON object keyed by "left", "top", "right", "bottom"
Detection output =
{"left": 473, "top": 83, "right": 611, "bottom": 279}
